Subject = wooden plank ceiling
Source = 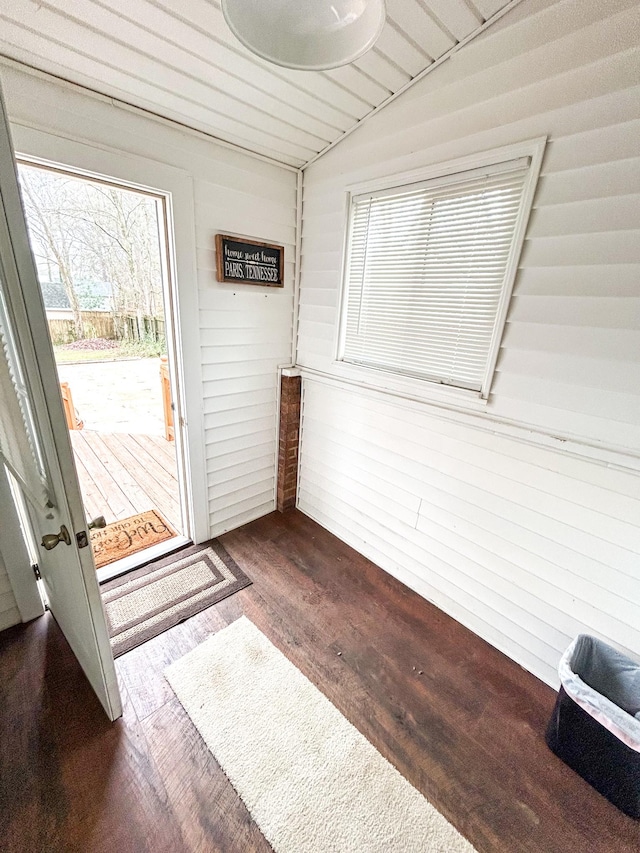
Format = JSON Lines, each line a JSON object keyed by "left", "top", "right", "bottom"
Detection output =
{"left": 0, "top": 0, "right": 515, "bottom": 167}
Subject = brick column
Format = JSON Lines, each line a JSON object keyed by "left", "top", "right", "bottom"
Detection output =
{"left": 277, "top": 370, "right": 301, "bottom": 512}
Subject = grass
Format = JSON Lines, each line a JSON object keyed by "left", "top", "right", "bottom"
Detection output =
{"left": 120, "top": 336, "right": 166, "bottom": 359}
{"left": 54, "top": 337, "right": 166, "bottom": 364}
{"left": 54, "top": 346, "right": 126, "bottom": 364}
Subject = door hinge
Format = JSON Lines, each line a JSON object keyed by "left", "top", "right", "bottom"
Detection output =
{"left": 32, "top": 563, "right": 41, "bottom": 581}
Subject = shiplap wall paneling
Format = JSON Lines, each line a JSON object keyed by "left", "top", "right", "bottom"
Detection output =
{"left": 299, "top": 380, "right": 640, "bottom": 688}
{"left": 1, "top": 62, "right": 297, "bottom": 540}
{"left": 0, "top": 1, "right": 515, "bottom": 166}
{"left": 296, "top": 0, "right": 640, "bottom": 685}
{"left": 194, "top": 190, "right": 295, "bottom": 536}
{"left": 298, "top": 0, "right": 640, "bottom": 451}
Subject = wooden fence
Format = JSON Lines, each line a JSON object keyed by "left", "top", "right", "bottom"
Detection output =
{"left": 48, "top": 311, "right": 165, "bottom": 345}
{"left": 120, "top": 314, "right": 165, "bottom": 342}
{"left": 48, "top": 311, "right": 115, "bottom": 345}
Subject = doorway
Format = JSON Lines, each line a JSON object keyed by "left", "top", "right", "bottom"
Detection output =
{"left": 16, "top": 159, "right": 192, "bottom": 581}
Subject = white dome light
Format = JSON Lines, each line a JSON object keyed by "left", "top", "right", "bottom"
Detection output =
{"left": 222, "top": 0, "right": 387, "bottom": 71}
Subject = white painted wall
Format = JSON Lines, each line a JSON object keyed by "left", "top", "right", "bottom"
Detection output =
{"left": 0, "top": 462, "right": 44, "bottom": 630}
{"left": 0, "top": 549, "right": 20, "bottom": 631}
{"left": 297, "top": 0, "right": 640, "bottom": 686}
{"left": 0, "top": 61, "right": 297, "bottom": 543}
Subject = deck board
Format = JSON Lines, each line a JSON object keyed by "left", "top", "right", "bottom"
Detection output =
{"left": 102, "top": 435, "right": 180, "bottom": 526}
{"left": 142, "top": 433, "right": 178, "bottom": 469}
{"left": 82, "top": 431, "right": 168, "bottom": 519}
{"left": 72, "top": 432, "right": 138, "bottom": 520}
{"left": 70, "top": 430, "right": 181, "bottom": 532}
{"left": 70, "top": 449, "right": 104, "bottom": 521}
{"left": 117, "top": 433, "right": 178, "bottom": 495}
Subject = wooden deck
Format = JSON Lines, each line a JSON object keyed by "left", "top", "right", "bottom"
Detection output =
{"left": 70, "top": 429, "right": 181, "bottom": 533}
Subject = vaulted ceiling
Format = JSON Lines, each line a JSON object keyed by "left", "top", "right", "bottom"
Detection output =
{"left": 0, "top": 0, "right": 517, "bottom": 167}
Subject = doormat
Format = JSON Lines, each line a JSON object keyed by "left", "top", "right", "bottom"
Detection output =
{"left": 165, "top": 617, "right": 477, "bottom": 853}
{"left": 101, "top": 541, "right": 252, "bottom": 657}
{"left": 91, "top": 509, "right": 177, "bottom": 570}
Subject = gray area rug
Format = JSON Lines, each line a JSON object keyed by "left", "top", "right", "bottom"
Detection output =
{"left": 101, "top": 541, "right": 251, "bottom": 657}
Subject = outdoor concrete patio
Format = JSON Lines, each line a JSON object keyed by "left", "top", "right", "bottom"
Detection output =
{"left": 56, "top": 357, "right": 166, "bottom": 435}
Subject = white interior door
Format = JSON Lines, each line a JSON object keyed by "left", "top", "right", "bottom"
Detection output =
{"left": 0, "top": 85, "right": 121, "bottom": 720}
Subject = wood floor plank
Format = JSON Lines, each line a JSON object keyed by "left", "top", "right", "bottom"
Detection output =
{"left": 220, "top": 513, "right": 640, "bottom": 853}
{"left": 99, "top": 432, "right": 180, "bottom": 529}
{"left": 0, "top": 617, "right": 188, "bottom": 853}
{"left": 70, "top": 430, "right": 181, "bottom": 531}
{"left": 81, "top": 431, "right": 160, "bottom": 517}
{"left": 70, "top": 431, "right": 138, "bottom": 520}
{"left": 2, "top": 510, "right": 638, "bottom": 853}
{"left": 220, "top": 532, "right": 544, "bottom": 851}
{"left": 116, "top": 603, "right": 232, "bottom": 722}
{"left": 141, "top": 698, "right": 272, "bottom": 853}
{"left": 136, "top": 433, "right": 178, "bottom": 473}
{"left": 70, "top": 438, "right": 105, "bottom": 521}
{"left": 112, "top": 433, "right": 180, "bottom": 521}
{"left": 117, "top": 433, "right": 179, "bottom": 496}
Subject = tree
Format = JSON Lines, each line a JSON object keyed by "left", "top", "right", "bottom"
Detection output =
{"left": 18, "top": 164, "right": 164, "bottom": 343}
{"left": 20, "top": 170, "right": 86, "bottom": 339}
{"left": 78, "top": 185, "right": 163, "bottom": 337}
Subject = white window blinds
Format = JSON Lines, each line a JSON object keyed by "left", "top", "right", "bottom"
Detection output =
{"left": 0, "top": 261, "right": 50, "bottom": 509}
{"left": 340, "top": 158, "right": 531, "bottom": 393}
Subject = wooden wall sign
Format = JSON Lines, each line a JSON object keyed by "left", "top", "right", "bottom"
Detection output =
{"left": 215, "top": 234, "right": 284, "bottom": 287}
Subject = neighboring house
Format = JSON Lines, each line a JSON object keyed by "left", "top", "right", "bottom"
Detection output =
{"left": 0, "top": 0, "right": 638, "bottom": 695}
{"left": 40, "top": 279, "right": 113, "bottom": 317}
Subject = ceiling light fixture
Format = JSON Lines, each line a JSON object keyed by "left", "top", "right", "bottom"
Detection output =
{"left": 221, "top": 0, "right": 386, "bottom": 71}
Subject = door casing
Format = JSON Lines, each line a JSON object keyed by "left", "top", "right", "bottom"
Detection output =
{"left": 12, "top": 125, "right": 209, "bottom": 548}
{"left": 0, "top": 86, "right": 121, "bottom": 719}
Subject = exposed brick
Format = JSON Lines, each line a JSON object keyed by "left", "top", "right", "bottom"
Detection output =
{"left": 277, "top": 374, "right": 301, "bottom": 512}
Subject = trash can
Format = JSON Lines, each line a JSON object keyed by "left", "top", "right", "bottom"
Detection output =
{"left": 546, "top": 634, "right": 640, "bottom": 818}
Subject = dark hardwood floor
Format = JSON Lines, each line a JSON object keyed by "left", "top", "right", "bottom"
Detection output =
{"left": 1, "top": 509, "right": 638, "bottom": 852}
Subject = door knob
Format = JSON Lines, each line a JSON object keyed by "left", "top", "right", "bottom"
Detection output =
{"left": 41, "top": 525, "right": 72, "bottom": 550}
{"left": 88, "top": 515, "right": 107, "bottom": 530}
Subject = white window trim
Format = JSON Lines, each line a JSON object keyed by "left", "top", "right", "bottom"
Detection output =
{"left": 333, "top": 137, "right": 547, "bottom": 410}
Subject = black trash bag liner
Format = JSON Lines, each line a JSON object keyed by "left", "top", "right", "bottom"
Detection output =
{"left": 546, "top": 634, "right": 640, "bottom": 818}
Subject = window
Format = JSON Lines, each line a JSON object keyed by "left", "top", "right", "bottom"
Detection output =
{"left": 338, "top": 141, "right": 544, "bottom": 401}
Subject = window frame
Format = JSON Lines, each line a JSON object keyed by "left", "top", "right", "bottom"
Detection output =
{"left": 334, "top": 137, "right": 546, "bottom": 409}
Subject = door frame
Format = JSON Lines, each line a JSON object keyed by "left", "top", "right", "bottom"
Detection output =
{"left": 0, "top": 95, "right": 122, "bottom": 719}
{"left": 0, "top": 461, "right": 44, "bottom": 622}
{"left": 12, "top": 125, "right": 210, "bottom": 549}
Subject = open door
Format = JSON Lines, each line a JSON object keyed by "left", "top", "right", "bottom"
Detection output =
{"left": 0, "top": 84, "right": 122, "bottom": 720}
{"left": 16, "top": 158, "right": 191, "bottom": 581}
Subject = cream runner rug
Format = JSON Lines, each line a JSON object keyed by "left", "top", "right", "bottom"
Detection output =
{"left": 165, "top": 617, "right": 476, "bottom": 853}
